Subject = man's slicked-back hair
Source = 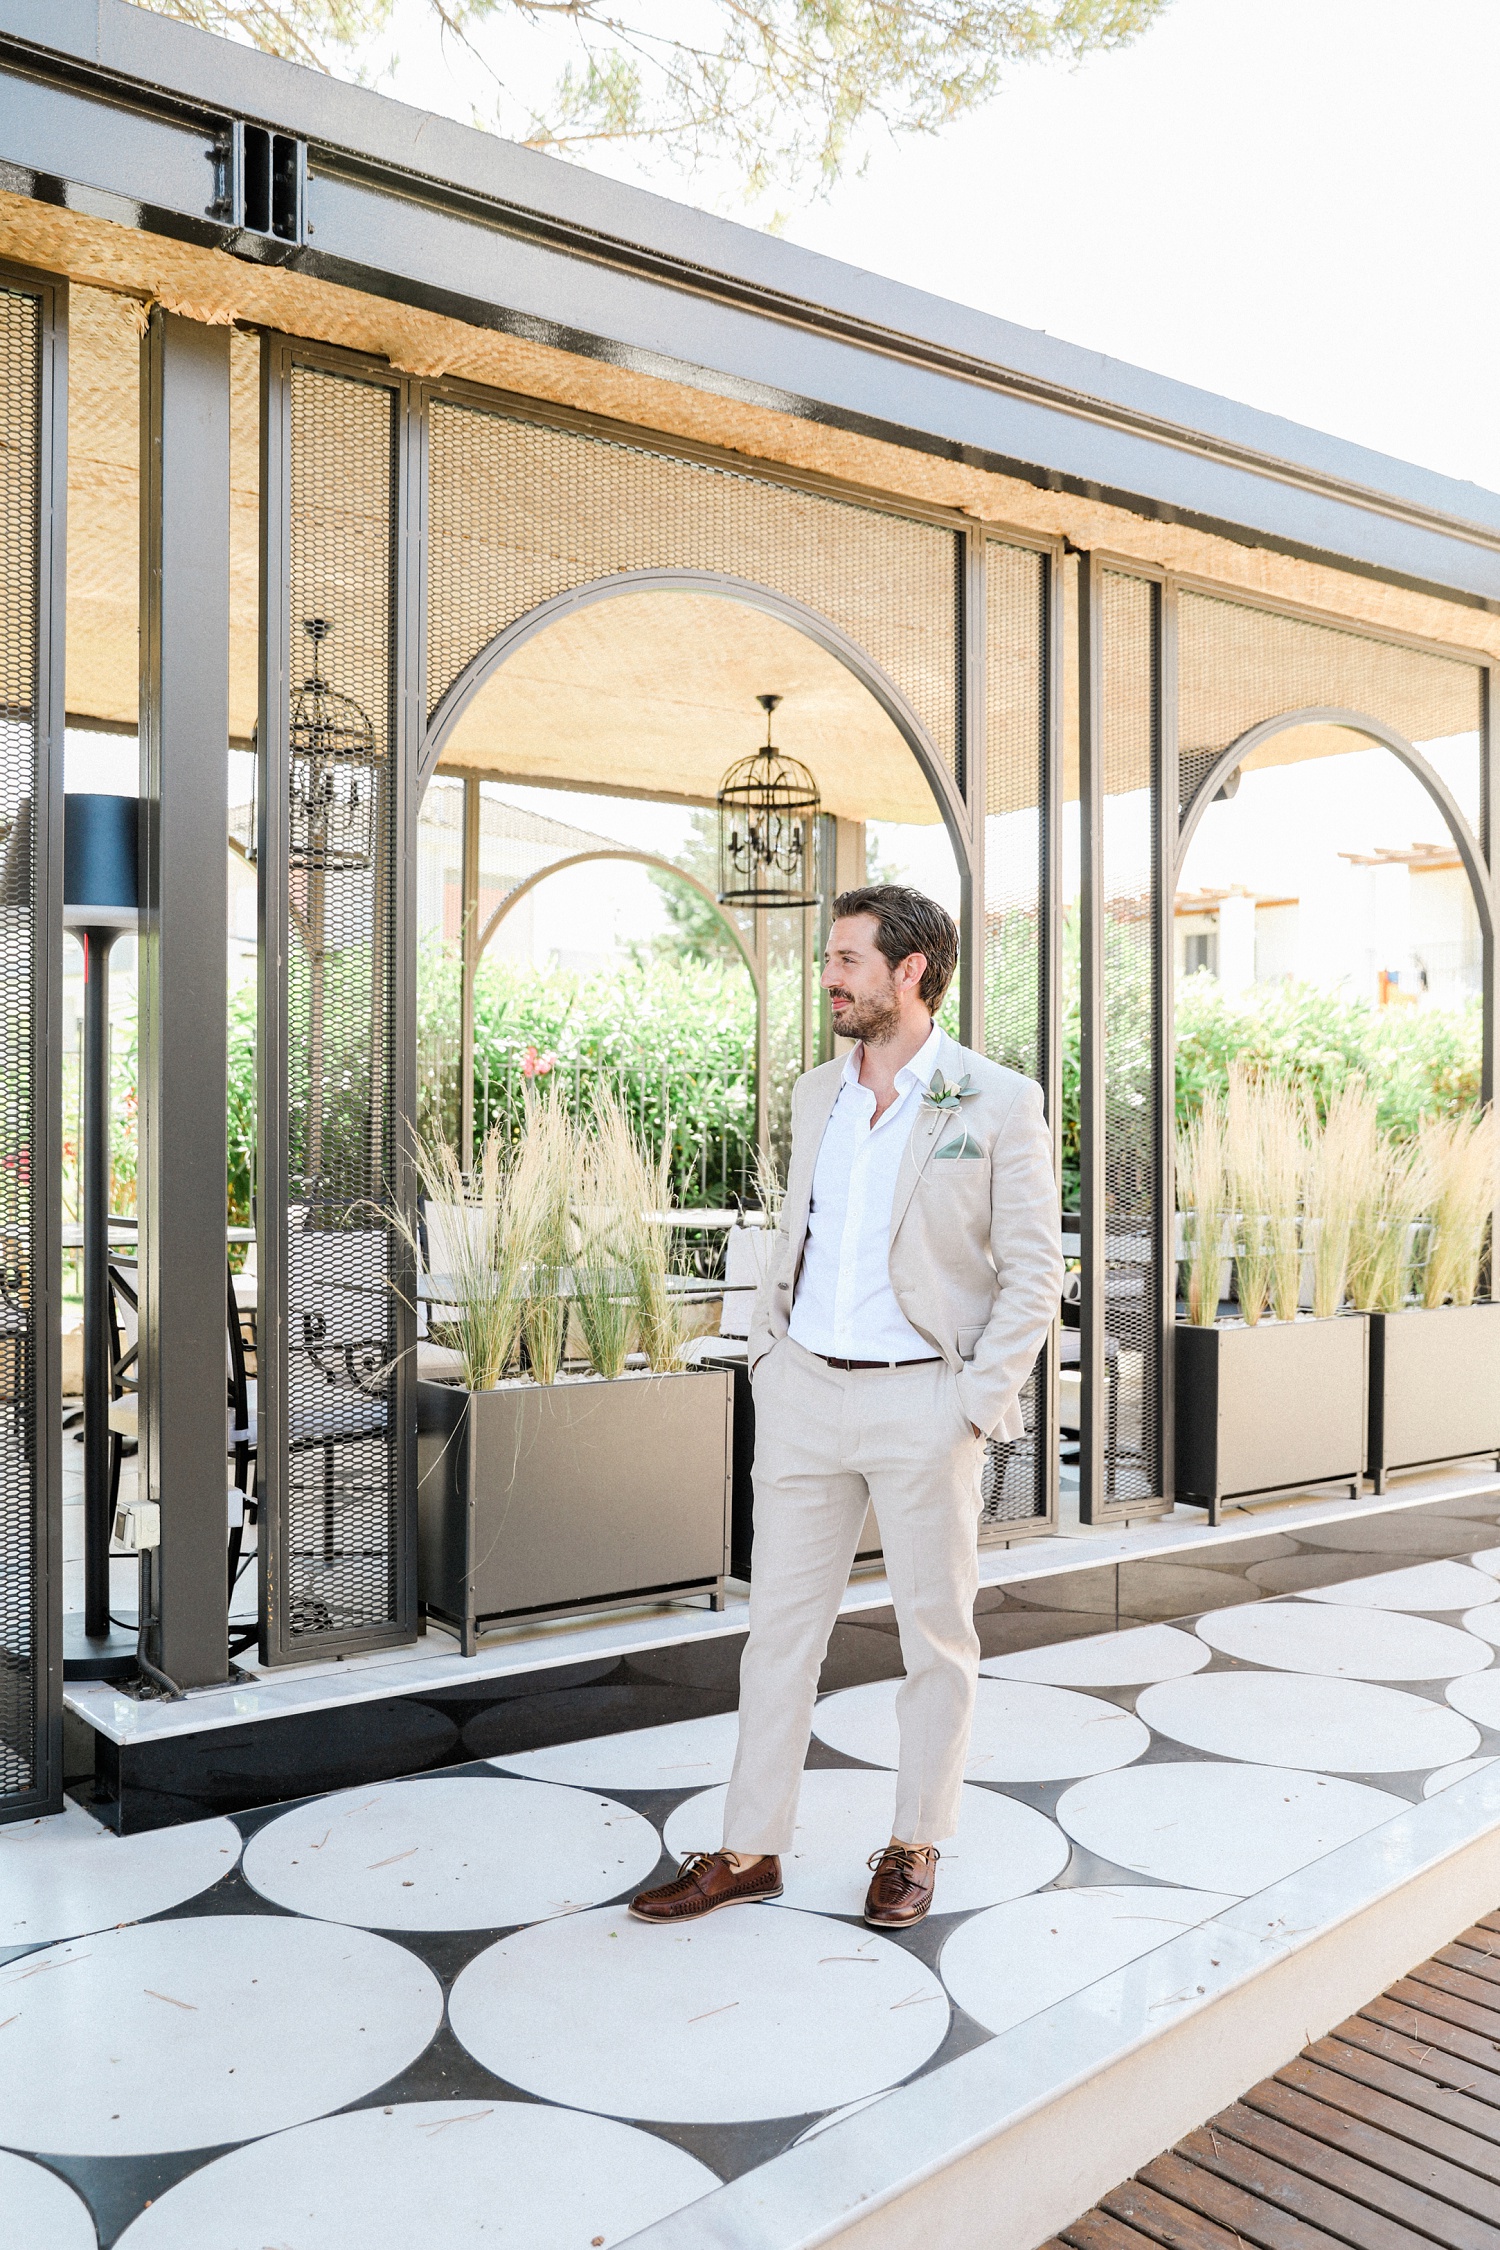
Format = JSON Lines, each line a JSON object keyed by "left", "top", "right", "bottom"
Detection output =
{"left": 832, "top": 884, "right": 959, "bottom": 1012}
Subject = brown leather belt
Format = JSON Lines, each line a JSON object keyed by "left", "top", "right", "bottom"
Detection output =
{"left": 814, "top": 1354, "right": 943, "bottom": 1370}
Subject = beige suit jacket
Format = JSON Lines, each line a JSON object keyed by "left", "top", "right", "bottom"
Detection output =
{"left": 747, "top": 1029, "right": 1064, "bottom": 1442}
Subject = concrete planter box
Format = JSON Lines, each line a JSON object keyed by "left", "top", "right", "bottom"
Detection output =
{"left": 417, "top": 1369, "right": 733, "bottom": 1651}
{"left": 1366, "top": 1303, "right": 1500, "bottom": 1492}
{"left": 1175, "top": 1316, "right": 1367, "bottom": 1523}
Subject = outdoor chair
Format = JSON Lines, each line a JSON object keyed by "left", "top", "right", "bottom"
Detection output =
{"left": 285, "top": 1210, "right": 394, "bottom": 1624}
{"left": 416, "top": 1198, "right": 483, "bottom": 1383}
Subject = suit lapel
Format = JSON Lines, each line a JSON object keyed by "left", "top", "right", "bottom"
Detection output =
{"left": 888, "top": 1031, "right": 968, "bottom": 1248}
{"left": 784, "top": 1060, "right": 846, "bottom": 1270}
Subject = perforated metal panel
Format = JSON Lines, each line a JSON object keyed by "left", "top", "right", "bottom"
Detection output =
{"left": 1178, "top": 591, "right": 1483, "bottom": 833}
{"left": 982, "top": 539, "right": 1054, "bottom": 1531}
{"left": 426, "top": 400, "right": 963, "bottom": 780}
{"left": 260, "top": 353, "right": 413, "bottom": 1660}
{"left": 1092, "top": 570, "right": 1163, "bottom": 1511}
{"left": 0, "top": 285, "right": 46, "bottom": 1809}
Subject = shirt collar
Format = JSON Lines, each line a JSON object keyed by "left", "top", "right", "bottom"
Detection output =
{"left": 842, "top": 1018, "right": 944, "bottom": 1097}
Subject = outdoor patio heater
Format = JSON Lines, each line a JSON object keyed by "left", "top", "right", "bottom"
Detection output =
{"left": 717, "top": 694, "right": 821, "bottom": 908}
{"left": 62, "top": 791, "right": 140, "bottom": 1681}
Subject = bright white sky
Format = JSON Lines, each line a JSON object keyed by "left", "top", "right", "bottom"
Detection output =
{"left": 81, "top": 1, "right": 1497, "bottom": 970}
{"left": 357, "top": 0, "right": 1500, "bottom": 492}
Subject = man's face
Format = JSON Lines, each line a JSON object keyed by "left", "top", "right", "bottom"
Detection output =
{"left": 822, "top": 915, "right": 924, "bottom": 1044}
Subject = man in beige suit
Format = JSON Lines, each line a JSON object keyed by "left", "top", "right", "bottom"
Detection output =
{"left": 632, "top": 885, "right": 1062, "bottom": 1928}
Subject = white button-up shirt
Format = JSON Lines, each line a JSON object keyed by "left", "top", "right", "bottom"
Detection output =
{"left": 788, "top": 1020, "right": 942, "bottom": 1362}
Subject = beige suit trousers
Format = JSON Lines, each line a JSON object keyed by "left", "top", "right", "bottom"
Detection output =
{"left": 720, "top": 1337, "right": 986, "bottom": 1855}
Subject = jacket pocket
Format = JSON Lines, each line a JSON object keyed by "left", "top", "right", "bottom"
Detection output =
{"left": 957, "top": 1326, "right": 984, "bottom": 1363}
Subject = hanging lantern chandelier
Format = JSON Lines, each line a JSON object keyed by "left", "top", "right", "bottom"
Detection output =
{"left": 288, "top": 617, "right": 379, "bottom": 873}
{"left": 716, "top": 694, "right": 821, "bottom": 909}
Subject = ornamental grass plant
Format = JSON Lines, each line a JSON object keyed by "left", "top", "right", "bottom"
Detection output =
{"left": 405, "top": 1121, "right": 525, "bottom": 1393}
{"left": 1305, "top": 1080, "right": 1379, "bottom": 1319}
{"left": 1176, "top": 1091, "right": 1229, "bottom": 1328}
{"left": 1225, "top": 1067, "right": 1274, "bottom": 1326}
{"left": 508, "top": 1090, "right": 575, "bottom": 1385}
{"left": 1347, "top": 1129, "right": 1433, "bottom": 1316}
{"left": 1418, "top": 1109, "right": 1498, "bottom": 1310}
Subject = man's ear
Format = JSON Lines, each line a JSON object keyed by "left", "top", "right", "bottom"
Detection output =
{"left": 898, "top": 951, "right": 928, "bottom": 996}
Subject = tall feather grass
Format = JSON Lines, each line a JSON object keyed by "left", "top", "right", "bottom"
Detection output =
{"left": 404, "top": 1122, "right": 524, "bottom": 1391}
{"left": 1419, "top": 1108, "right": 1497, "bottom": 1309}
{"left": 1226, "top": 1066, "right": 1275, "bottom": 1326}
{"left": 1177, "top": 1091, "right": 1229, "bottom": 1328}
{"left": 508, "top": 1092, "right": 574, "bottom": 1385}
{"left": 1347, "top": 1131, "right": 1432, "bottom": 1315}
{"left": 1305, "top": 1080, "right": 1379, "bottom": 1319}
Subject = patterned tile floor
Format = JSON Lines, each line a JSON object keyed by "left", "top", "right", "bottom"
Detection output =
{"left": 13, "top": 1490, "right": 1500, "bottom": 2247}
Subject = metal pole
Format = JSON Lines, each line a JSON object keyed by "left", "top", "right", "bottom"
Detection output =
{"left": 137, "top": 310, "right": 230, "bottom": 1689}
{"left": 1077, "top": 552, "right": 1107, "bottom": 1525}
{"left": 80, "top": 925, "right": 114, "bottom": 1640}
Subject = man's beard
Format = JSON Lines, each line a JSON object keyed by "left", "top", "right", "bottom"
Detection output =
{"left": 828, "top": 981, "right": 902, "bottom": 1044}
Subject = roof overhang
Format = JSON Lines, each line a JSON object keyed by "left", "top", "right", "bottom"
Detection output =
{"left": 5, "top": 0, "right": 1500, "bottom": 615}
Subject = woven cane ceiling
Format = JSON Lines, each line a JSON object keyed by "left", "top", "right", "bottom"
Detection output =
{"left": 432, "top": 590, "right": 941, "bottom": 823}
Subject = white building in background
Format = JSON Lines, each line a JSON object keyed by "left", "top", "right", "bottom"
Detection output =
{"left": 1172, "top": 733, "right": 1484, "bottom": 1012}
{"left": 1174, "top": 840, "right": 1481, "bottom": 1010}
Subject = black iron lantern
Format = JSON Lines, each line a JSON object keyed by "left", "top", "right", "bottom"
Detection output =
{"left": 716, "top": 694, "right": 821, "bottom": 908}
{"left": 289, "top": 617, "right": 378, "bottom": 872}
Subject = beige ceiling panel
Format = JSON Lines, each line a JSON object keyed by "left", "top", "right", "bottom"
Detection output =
{"left": 434, "top": 589, "right": 944, "bottom": 824}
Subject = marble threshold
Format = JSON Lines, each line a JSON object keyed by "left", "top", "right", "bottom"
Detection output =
{"left": 65, "top": 1461, "right": 1500, "bottom": 1752}
{"left": 626, "top": 1755, "right": 1500, "bottom": 2250}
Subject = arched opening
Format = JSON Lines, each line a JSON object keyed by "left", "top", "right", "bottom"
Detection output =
{"left": 414, "top": 576, "right": 966, "bottom": 1202}
{"left": 1176, "top": 707, "right": 1490, "bottom": 1073}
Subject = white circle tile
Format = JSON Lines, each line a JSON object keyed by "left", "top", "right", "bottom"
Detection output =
{"left": 1295, "top": 1514, "right": 1491, "bottom": 1558}
{"left": 1446, "top": 1672, "right": 1500, "bottom": 1729}
{"left": 663, "top": 1769, "right": 1068, "bottom": 1916}
{"left": 1298, "top": 1562, "right": 1500, "bottom": 1613}
{"left": 449, "top": 1903, "right": 948, "bottom": 2122}
{"left": 1137, "top": 1673, "right": 1477, "bottom": 1773}
{"left": 0, "top": 1804, "right": 240, "bottom": 1948}
{"left": 981, "top": 1625, "right": 1210, "bottom": 1688}
{"left": 488, "top": 1711, "right": 740, "bottom": 1791}
{"left": 940, "top": 1885, "right": 1238, "bottom": 2037}
{"left": 0, "top": 2150, "right": 96, "bottom": 2250}
{"left": 1468, "top": 1547, "right": 1500, "bottom": 1578}
{"left": 112, "top": 2100, "right": 715, "bottom": 2250}
{"left": 811, "top": 1677, "right": 1149, "bottom": 1783}
{"left": 1057, "top": 1763, "right": 1407, "bottom": 1892}
{"left": 1424, "top": 1757, "right": 1497, "bottom": 1799}
{"left": 243, "top": 1776, "right": 660, "bottom": 1931}
{"left": 1195, "top": 1602, "right": 1493, "bottom": 1682}
{"left": 0, "top": 1915, "right": 442, "bottom": 2155}
{"left": 1464, "top": 1607, "right": 1500, "bottom": 1648}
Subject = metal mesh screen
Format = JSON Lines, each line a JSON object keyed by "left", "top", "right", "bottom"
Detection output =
{"left": 982, "top": 540, "right": 1051, "bottom": 1530}
{"left": 0, "top": 286, "right": 41, "bottom": 1804}
{"left": 1097, "top": 570, "right": 1161, "bottom": 1507}
{"left": 1178, "top": 591, "right": 1483, "bottom": 833}
{"left": 280, "top": 363, "right": 403, "bottom": 1648}
{"left": 426, "top": 400, "right": 963, "bottom": 780}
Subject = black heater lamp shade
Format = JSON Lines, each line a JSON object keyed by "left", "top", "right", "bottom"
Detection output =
{"left": 63, "top": 793, "right": 140, "bottom": 931}
{"left": 717, "top": 694, "right": 821, "bottom": 909}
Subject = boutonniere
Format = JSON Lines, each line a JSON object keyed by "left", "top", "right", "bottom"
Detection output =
{"left": 920, "top": 1069, "right": 976, "bottom": 1114}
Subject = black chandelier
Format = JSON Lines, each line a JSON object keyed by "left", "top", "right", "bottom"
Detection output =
{"left": 288, "top": 617, "right": 378, "bottom": 873}
{"left": 716, "top": 694, "right": 821, "bottom": 909}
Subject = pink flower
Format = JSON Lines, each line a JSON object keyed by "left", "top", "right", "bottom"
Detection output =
{"left": 520, "top": 1045, "right": 556, "bottom": 1080}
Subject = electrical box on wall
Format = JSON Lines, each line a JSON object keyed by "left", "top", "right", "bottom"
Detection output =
{"left": 210, "top": 123, "right": 307, "bottom": 245}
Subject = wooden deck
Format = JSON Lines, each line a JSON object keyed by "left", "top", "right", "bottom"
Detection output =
{"left": 1048, "top": 1914, "right": 1500, "bottom": 2250}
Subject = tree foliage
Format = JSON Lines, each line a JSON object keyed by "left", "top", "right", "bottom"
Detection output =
{"left": 139, "top": 0, "right": 1168, "bottom": 199}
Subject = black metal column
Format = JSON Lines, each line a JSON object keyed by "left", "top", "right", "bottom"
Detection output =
{"left": 80, "top": 925, "right": 115, "bottom": 1637}
{"left": 137, "top": 311, "right": 230, "bottom": 1689}
{"left": 0, "top": 268, "right": 64, "bottom": 1824}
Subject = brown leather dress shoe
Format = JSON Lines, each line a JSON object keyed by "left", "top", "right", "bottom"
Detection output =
{"left": 864, "top": 1843, "right": 940, "bottom": 1927}
{"left": 629, "top": 1851, "right": 783, "bottom": 1923}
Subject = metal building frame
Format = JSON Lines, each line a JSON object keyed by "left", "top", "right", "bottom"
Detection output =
{"left": 4, "top": 2, "right": 1500, "bottom": 1778}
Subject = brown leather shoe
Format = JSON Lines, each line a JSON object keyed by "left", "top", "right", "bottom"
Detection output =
{"left": 629, "top": 1851, "right": 783, "bottom": 1923}
{"left": 864, "top": 1843, "right": 940, "bottom": 1927}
